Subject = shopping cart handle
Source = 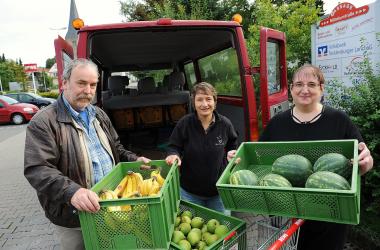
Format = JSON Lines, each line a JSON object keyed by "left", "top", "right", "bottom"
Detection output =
{"left": 223, "top": 230, "right": 237, "bottom": 243}
{"left": 267, "top": 219, "right": 305, "bottom": 250}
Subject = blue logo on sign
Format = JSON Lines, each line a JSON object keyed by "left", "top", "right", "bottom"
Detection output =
{"left": 317, "top": 45, "right": 328, "bottom": 57}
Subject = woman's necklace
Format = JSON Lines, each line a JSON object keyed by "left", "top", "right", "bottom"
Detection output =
{"left": 291, "top": 106, "right": 324, "bottom": 124}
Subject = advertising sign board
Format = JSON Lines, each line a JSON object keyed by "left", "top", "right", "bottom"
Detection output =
{"left": 24, "top": 63, "right": 38, "bottom": 73}
{"left": 311, "top": 1, "right": 380, "bottom": 86}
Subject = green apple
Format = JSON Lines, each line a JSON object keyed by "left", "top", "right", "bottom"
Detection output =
{"left": 214, "top": 224, "right": 229, "bottom": 239}
{"left": 190, "top": 228, "right": 202, "bottom": 238}
{"left": 201, "top": 224, "right": 208, "bottom": 234}
{"left": 187, "top": 230, "right": 201, "bottom": 246}
{"left": 205, "top": 233, "right": 219, "bottom": 246}
{"left": 201, "top": 232, "right": 211, "bottom": 242}
{"left": 181, "top": 215, "right": 192, "bottom": 224}
{"left": 172, "top": 230, "right": 185, "bottom": 244}
{"left": 179, "top": 222, "right": 191, "bottom": 236}
{"left": 178, "top": 239, "right": 192, "bottom": 250}
{"left": 191, "top": 216, "right": 204, "bottom": 229}
{"left": 182, "top": 210, "right": 193, "bottom": 219}
{"left": 206, "top": 219, "right": 220, "bottom": 234}
{"left": 196, "top": 241, "right": 207, "bottom": 250}
{"left": 175, "top": 216, "right": 181, "bottom": 227}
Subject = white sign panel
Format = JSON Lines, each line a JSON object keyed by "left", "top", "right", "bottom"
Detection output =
{"left": 312, "top": 1, "right": 380, "bottom": 86}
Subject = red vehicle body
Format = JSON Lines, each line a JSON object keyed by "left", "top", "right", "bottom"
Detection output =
{"left": 0, "top": 95, "right": 39, "bottom": 124}
{"left": 54, "top": 18, "right": 289, "bottom": 156}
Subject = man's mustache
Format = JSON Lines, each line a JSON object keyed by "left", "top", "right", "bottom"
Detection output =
{"left": 77, "top": 95, "right": 93, "bottom": 101}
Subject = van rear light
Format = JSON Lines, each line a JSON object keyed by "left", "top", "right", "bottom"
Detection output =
{"left": 157, "top": 18, "right": 172, "bottom": 25}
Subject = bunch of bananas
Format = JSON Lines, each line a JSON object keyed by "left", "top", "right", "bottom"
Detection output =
{"left": 98, "top": 169, "right": 166, "bottom": 213}
{"left": 139, "top": 176, "right": 161, "bottom": 196}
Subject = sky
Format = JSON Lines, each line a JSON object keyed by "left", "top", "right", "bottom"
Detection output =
{"left": 0, "top": 0, "right": 376, "bottom": 68}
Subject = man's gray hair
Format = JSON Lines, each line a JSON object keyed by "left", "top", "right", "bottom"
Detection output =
{"left": 62, "top": 58, "right": 99, "bottom": 81}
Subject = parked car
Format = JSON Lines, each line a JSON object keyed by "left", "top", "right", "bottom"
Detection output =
{"left": 5, "top": 92, "right": 56, "bottom": 109}
{"left": 0, "top": 95, "right": 39, "bottom": 125}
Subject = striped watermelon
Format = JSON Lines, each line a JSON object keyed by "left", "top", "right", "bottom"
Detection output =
{"left": 313, "top": 153, "right": 351, "bottom": 179}
{"left": 259, "top": 173, "right": 292, "bottom": 187}
{"left": 272, "top": 154, "right": 313, "bottom": 187}
{"left": 229, "top": 170, "right": 258, "bottom": 186}
{"left": 305, "top": 171, "right": 350, "bottom": 190}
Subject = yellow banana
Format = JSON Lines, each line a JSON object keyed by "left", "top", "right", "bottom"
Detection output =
{"left": 99, "top": 190, "right": 122, "bottom": 212}
{"left": 139, "top": 178, "right": 153, "bottom": 196}
{"left": 150, "top": 169, "right": 165, "bottom": 187}
{"left": 149, "top": 177, "right": 161, "bottom": 196}
{"left": 114, "top": 175, "right": 129, "bottom": 197}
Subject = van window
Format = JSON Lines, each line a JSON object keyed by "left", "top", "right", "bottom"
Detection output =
{"left": 184, "top": 63, "right": 196, "bottom": 88}
{"left": 267, "top": 41, "right": 281, "bottom": 94}
{"left": 198, "top": 48, "right": 241, "bottom": 97}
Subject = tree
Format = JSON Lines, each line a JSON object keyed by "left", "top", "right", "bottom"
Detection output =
{"left": 120, "top": 0, "right": 252, "bottom": 32}
{"left": 0, "top": 59, "right": 27, "bottom": 91}
{"left": 46, "top": 57, "right": 55, "bottom": 69}
{"left": 247, "top": 0, "right": 321, "bottom": 71}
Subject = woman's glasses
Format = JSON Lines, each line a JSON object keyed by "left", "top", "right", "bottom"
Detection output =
{"left": 291, "top": 82, "right": 320, "bottom": 90}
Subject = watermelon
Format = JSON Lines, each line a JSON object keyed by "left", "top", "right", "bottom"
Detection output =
{"left": 305, "top": 171, "right": 350, "bottom": 190}
{"left": 229, "top": 170, "right": 258, "bottom": 186}
{"left": 313, "top": 153, "right": 351, "bottom": 179}
{"left": 259, "top": 173, "right": 292, "bottom": 187}
{"left": 272, "top": 154, "right": 313, "bottom": 187}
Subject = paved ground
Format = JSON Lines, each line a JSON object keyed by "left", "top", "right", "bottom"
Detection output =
{"left": 0, "top": 125, "right": 59, "bottom": 250}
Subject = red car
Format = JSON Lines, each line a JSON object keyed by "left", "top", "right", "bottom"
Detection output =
{"left": 0, "top": 95, "right": 39, "bottom": 124}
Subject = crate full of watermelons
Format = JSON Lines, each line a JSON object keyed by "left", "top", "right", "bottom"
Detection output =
{"left": 216, "top": 140, "right": 360, "bottom": 225}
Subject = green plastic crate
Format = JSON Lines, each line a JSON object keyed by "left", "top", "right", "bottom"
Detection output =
{"left": 216, "top": 140, "right": 360, "bottom": 225}
{"left": 169, "top": 200, "right": 246, "bottom": 250}
{"left": 79, "top": 160, "right": 180, "bottom": 249}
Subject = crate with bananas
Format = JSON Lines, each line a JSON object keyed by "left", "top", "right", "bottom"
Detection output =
{"left": 79, "top": 160, "right": 180, "bottom": 250}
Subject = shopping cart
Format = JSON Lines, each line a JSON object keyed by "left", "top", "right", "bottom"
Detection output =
{"left": 221, "top": 216, "right": 304, "bottom": 250}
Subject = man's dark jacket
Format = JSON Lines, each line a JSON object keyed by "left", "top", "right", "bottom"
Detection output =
{"left": 24, "top": 94, "right": 137, "bottom": 227}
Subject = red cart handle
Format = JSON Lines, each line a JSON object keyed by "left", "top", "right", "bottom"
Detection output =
{"left": 223, "top": 230, "right": 237, "bottom": 243}
{"left": 267, "top": 219, "right": 305, "bottom": 250}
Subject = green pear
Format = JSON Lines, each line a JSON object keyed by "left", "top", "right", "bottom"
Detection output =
{"left": 178, "top": 239, "right": 192, "bottom": 250}
{"left": 206, "top": 219, "right": 220, "bottom": 233}
{"left": 179, "top": 222, "right": 192, "bottom": 236}
{"left": 187, "top": 230, "right": 201, "bottom": 246}
{"left": 175, "top": 216, "right": 181, "bottom": 227}
{"left": 191, "top": 216, "right": 204, "bottom": 229}
{"left": 205, "top": 233, "right": 219, "bottom": 246}
{"left": 182, "top": 210, "right": 193, "bottom": 219}
{"left": 172, "top": 230, "right": 185, "bottom": 244}
{"left": 214, "top": 224, "right": 229, "bottom": 239}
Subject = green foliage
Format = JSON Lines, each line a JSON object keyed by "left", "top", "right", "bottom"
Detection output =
{"left": 325, "top": 56, "right": 380, "bottom": 215}
{"left": 46, "top": 58, "right": 55, "bottom": 69}
{"left": 0, "top": 59, "right": 27, "bottom": 90}
{"left": 120, "top": 0, "right": 252, "bottom": 32}
{"left": 247, "top": 0, "right": 320, "bottom": 68}
{"left": 38, "top": 91, "right": 59, "bottom": 99}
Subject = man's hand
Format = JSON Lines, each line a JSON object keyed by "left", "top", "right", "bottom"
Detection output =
{"left": 358, "top": 142, "right": 373, "bottom": 175}
{"left": 165, "top": 154, "right": 181, "bottom": 166}
{"left": 71, "top": 188, "right": 100, "bottom": 213}
{"left": 136, "top": 156, "right": 151, "bottom": 164}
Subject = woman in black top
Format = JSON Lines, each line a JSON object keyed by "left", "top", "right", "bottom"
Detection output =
{"left": 261, "top": 64, "right": 373, "bottom": 250}
{"left": 165, "top": 82, "right": 238, "bottom": 213}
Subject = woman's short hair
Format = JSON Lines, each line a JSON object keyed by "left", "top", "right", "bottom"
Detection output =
{"left": 191, "top": 82, "right": 217, "bottom": 103}
{"left": 292, "top": 64, "right": 325, "bottom": 85}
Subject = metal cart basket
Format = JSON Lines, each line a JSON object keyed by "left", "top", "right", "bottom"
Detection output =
{"left": 221, "top": 216, "right": 303, "bottom": 250}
